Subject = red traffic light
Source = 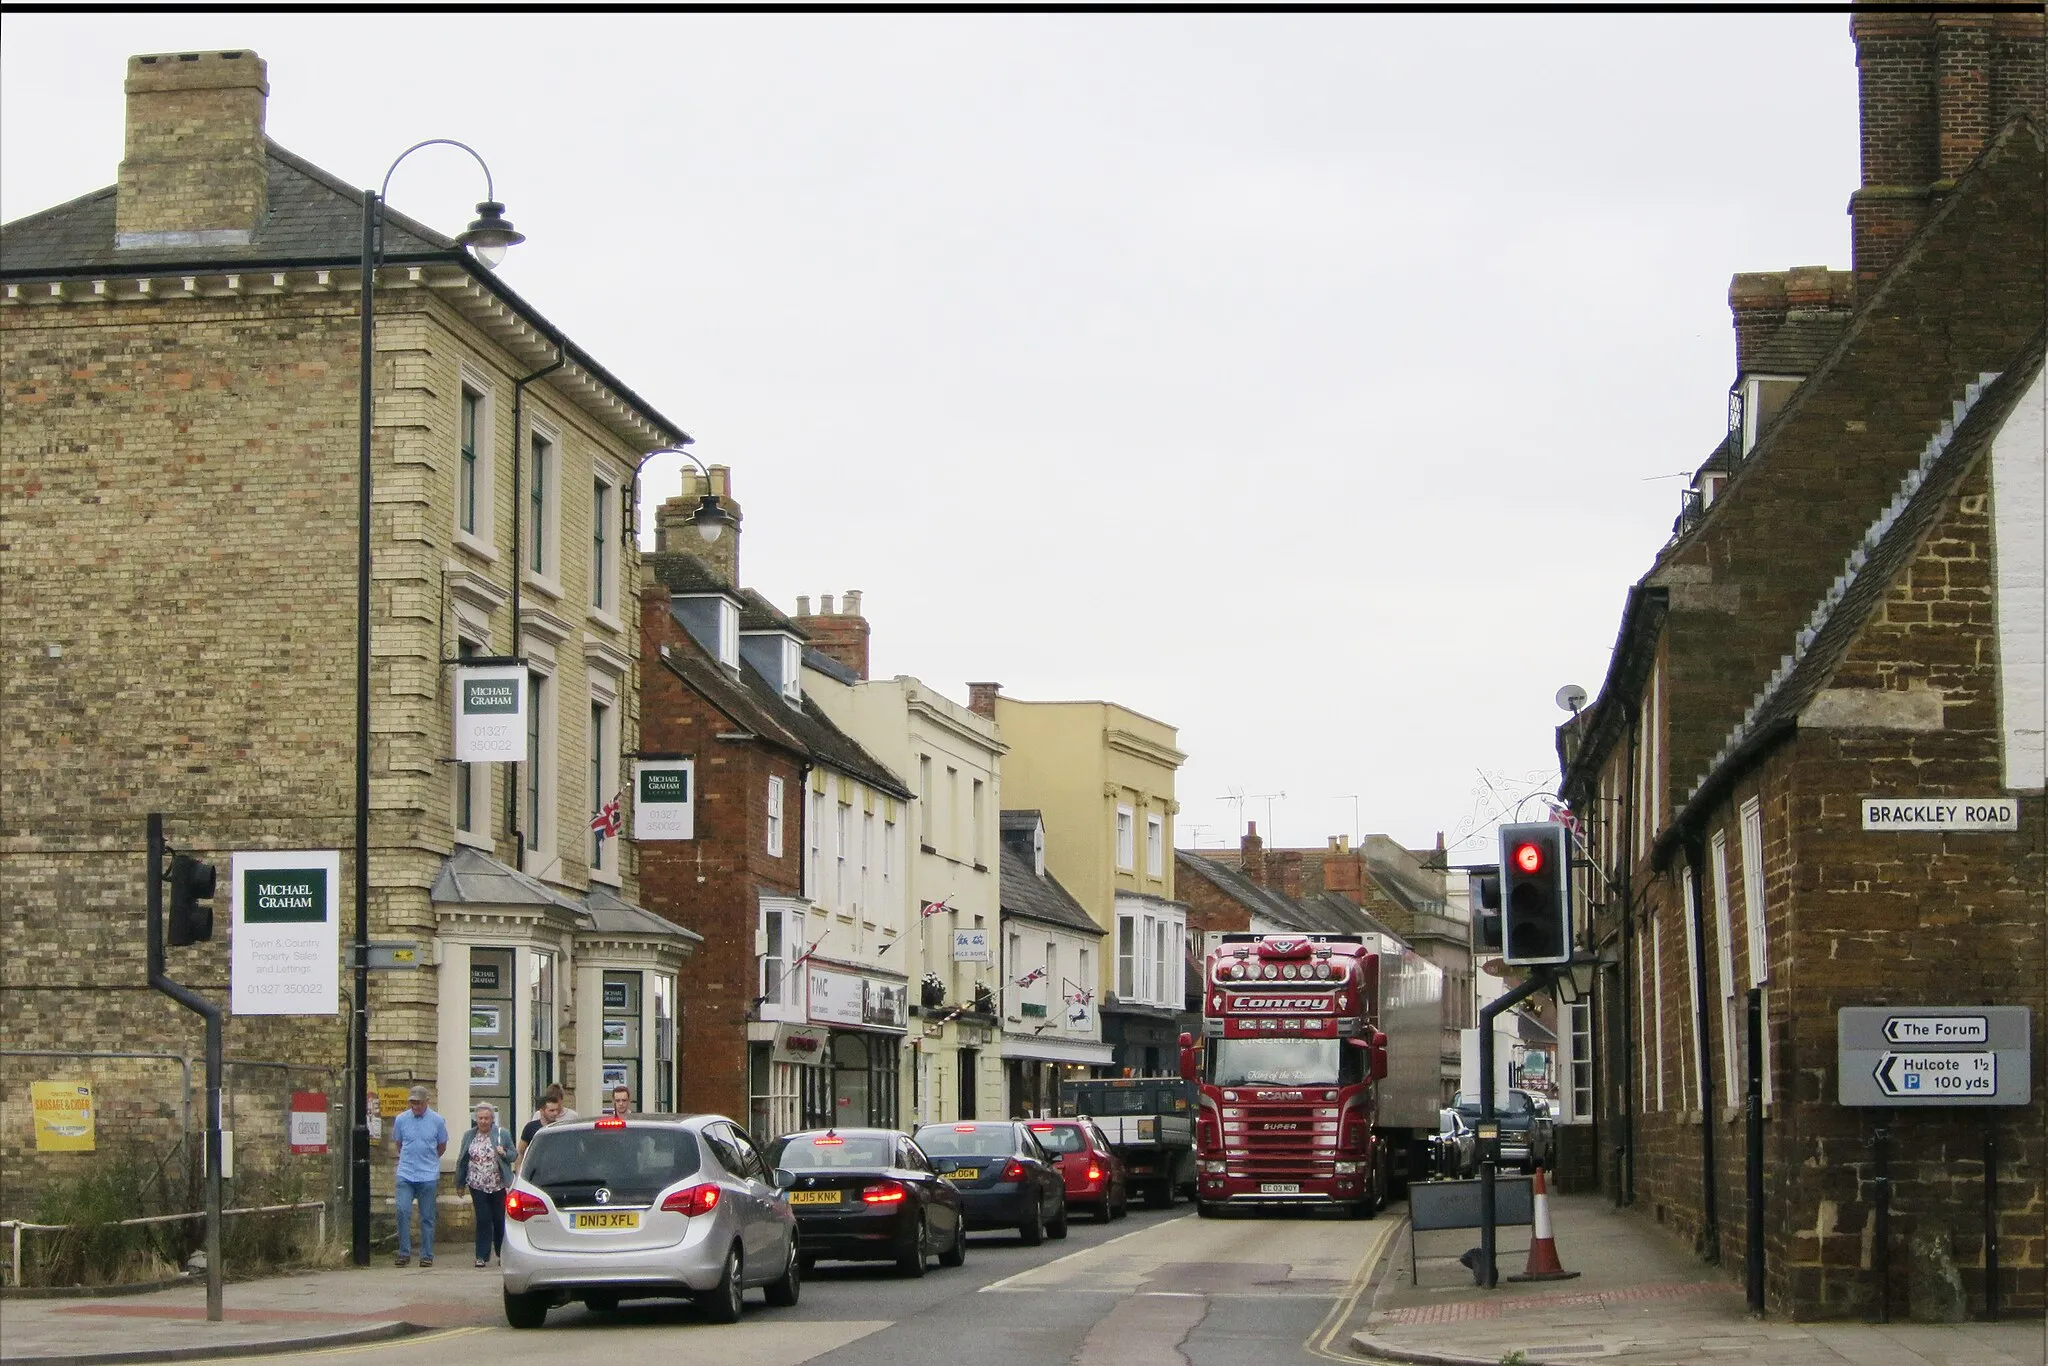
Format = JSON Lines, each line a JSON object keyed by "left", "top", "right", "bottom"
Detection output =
{"left": 1511, "top": 842, "right": 1544, "bottom": 875}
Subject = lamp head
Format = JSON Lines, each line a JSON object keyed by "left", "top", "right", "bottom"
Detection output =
{"left": 458, "top": 200, "right": 525, "bottom": 269}
{"left": 690, "top": 492, "right": 733, "bottom": 544}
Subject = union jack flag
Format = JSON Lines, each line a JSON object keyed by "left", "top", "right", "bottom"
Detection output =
{"left": 919, "top": 897, "right": 952, "bottom": 919}
{"left": 1015, "top": 966, "right": 1047, "bottom": 987}
{"left": 590, "top": 793, "right": 622, "bottom": 846}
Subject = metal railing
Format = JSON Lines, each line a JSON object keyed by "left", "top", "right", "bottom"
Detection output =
{"left": 1, "top": 1201, "right": 326, "bottom": 1289}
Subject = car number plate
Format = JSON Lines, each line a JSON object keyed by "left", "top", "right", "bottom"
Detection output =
{"left": 572, "top": 1211, "right": 640, "bottom": 1230}
{"left": 946, "top": 1167, "right": 980, "bottom": 1182}
{"left": 789, "top": 1190, "right": 842, "bottom": 1205}
{"left": 1259, "top": 1182, "right": 1300, "bottom": 1195}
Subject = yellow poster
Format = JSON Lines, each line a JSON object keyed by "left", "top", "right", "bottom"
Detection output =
{"left": 31, "top": 1080, "right": 95, "bottom": 1152}
{"left": 378, "top": 1087, "right": 412, "bottom": 1124}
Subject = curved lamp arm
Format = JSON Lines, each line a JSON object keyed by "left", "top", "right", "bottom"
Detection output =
{"left": 374, "top": 139, "right": 523, "bottom": 269}
{"left": 631, "top": 446, "right": 733, "bottom": 546}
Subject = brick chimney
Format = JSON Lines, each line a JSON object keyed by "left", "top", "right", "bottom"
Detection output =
{"left": 1273, "top": 850, "right": 1304, "bottom": 899}
{"left": 966, "top": 682, "right": 1002, "bottom": 718}
{"left": 654, "top": 464, "right": 743, "bottom": 583}
{"left": 117, "top": 51, "right": 271, "bottom": 248}
{"left": 1240, "top": 822, "right": 1267, "bottom": 888}
{"left": 1728, "top": 267, "right": 1855, "bottom": 372}
{"left": 1849, "top": 8, "right": 2046, "bottom": 290}
{"left": 792, "top": 591, "right": 870, "bottom": 681}
{"left": 1322, "top": 841, "right": 1364, "bottom": 905}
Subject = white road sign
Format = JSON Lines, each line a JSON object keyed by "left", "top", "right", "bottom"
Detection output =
{"left": 453, "top": 665, "right": 526, "bottom": 762}
{"left": 1861, "top": 797, "right": 2018, "bottom": 831}
{"left": 231, "top": 850, "right": 341, "bottom": 1017}
{"left": 1883, "top": 1015, "right": 1987, "bottom": 1044}
{"left": 1873, "top": 1051, "right": 1996, "bottom": 1098}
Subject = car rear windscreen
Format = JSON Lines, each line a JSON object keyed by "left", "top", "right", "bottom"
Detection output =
{"left": 773, "top": 1134, "right": 894, "bottom": 1168}
{"left": 915, "top": 1125, "right": 1019, "bottom": 1158}
{"left": 523, "top": 1128, "right": 701, "bottom": 1203}
{"left": 1028, "top": 1125, "right": 1086, "bottom": 1154}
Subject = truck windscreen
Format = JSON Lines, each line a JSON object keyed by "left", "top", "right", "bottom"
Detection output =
{"left": 1209, "top": 1038, "right": 1369, "bottom": 1088}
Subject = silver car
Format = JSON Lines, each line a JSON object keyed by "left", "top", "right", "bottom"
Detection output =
{"left": 501, "top": 1113, "right": 800, "bottom": 1327}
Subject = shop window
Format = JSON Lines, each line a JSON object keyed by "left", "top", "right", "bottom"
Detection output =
{"left": 600, "top": 970, "right": 641, "bottom": 1108}
{"left": 529, "top": 951, "right": 556, "bottom": 1111}
{"left": 468, "top": 947, "right": 515, "bottom": 1120}
{"left": 652, "top": 974, "right": 676, "bottom": 1112}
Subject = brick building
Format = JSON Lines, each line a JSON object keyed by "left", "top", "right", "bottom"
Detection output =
{"left": 638, "top": 485, "right": 913, "bottom": 1140}
{"left": 1557, "top": 12, "right": 2044, "bottom": 1319}
{"left": 1, "top": 51, "right": 696, "bottom": 1218}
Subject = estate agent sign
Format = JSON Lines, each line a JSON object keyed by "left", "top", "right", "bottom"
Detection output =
{"left": 453, "top": 664, "right": 526, "bottom": 763}
{"left": 634, "top": 759, "right": 695, "bottom": 840}
{"left": 231, "top": 850, "right": 340, "bottom": 1016}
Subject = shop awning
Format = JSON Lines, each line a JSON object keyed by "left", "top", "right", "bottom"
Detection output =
{"left": 1001, "top": 1035, "right": 1116, "bottom": 1066}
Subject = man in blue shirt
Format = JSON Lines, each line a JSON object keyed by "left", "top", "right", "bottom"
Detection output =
{"left": 391, "top": 1085, "right": 448, "bottom": 1267}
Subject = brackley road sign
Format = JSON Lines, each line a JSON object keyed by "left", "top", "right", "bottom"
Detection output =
{"left": 1839, "top": 1006, "right": 2030, "bottom": 1107}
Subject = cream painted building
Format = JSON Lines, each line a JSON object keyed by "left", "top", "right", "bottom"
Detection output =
{"left": 971, "top": 686, "right": 1188, "bottom": 1076}
{"left": 806, "top": 670, "right": 1008, "bottom": 1124}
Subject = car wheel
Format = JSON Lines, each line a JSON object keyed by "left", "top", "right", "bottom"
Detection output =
{"left": 1093, "top": 1198, "right": 1113, "bottom": 1224}
{"left": 764, "top": 1240, "right": 802, "bottom": 1307}
{"left": 697, "top": 1245, "right": 745, "bottom": 1324}
{"left": 1114, "top": 1190, "right": 1130, "bottom": 1219}
{"left": 938, "top": 1219, "right": 967, "bottom": 1268}
{"left": 503, "top": 1288, "right": 549, "bottom": 1330}
{"left": 896, "top": 1215, "right": 930, "bottom": 1277}
{"left": 582, "top": 1291, "right": 620, "bottom": 1314}
{"left": 1019, "top": 1201, "right": 1045, "bottom": 1247}
{"left": 1047, "top": 1198, "right": 1068, "bottom": 1240}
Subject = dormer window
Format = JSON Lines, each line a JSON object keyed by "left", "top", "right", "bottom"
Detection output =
{"left": 781, "top": 636, "right": 802, "bottom": 702}
{"left": 1740, "top": 375, "right": 1803, "bottom": 455}
{"left": 672, "top": 593, "right": 743, "bottom": 669}
{"left": 740, "top": 629, "right": 805, "bottom": 703}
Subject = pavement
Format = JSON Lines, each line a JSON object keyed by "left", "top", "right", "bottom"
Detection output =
{"left": 1352, "top": 1192, "right": 2047, "bottom": 1366}
{"left": 0, "top": 1257, "right": 503, "bottom": 1365}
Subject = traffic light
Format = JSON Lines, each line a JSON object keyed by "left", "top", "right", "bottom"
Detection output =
{"left": 1498, "top": 822, "right": 1569, "bottom": 966}
{"left": 167, "top": 853, "right": 217, "bottom": 946}
{"left": 1470, "top": 871, "right": 1502, "bottom": 952}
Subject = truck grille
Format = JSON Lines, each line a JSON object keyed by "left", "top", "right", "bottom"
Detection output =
{"left": 1222, "top": 1103, "right": 1340, "bottom": 1176}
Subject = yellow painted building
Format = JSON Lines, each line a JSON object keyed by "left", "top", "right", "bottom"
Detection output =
{"left": 974, "top": 686, "right": 1188, "bottom": 1076}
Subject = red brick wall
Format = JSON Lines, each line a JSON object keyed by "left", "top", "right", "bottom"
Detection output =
{"left": 636, "top": 584, "right": 804, "bottom": 1122}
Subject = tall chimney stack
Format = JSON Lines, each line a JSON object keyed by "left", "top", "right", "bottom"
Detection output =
{"left": 117, "top": 51, "right": 271, "bottom": 248}
{"left": 966, "top": 682, "right": 1002, "bottom": 719}
{"left": 654, "top": 464, "right": 743, "bottom": 583}
{"left": 1241, "top": 822, "right": 1267, "bottom": 888}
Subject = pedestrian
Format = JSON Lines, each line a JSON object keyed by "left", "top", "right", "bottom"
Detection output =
{"left": 456, "top": 1102, "right": 515, "bottom": 1268}
{"left": 608, "top": 1084, "right": 631, "bottom": 1118}
{"left": 391, "top": 1085, "right": 448, "bottom": 1268}
{"left": 517, "top": 1084, "right": 571, "bottom": 1168}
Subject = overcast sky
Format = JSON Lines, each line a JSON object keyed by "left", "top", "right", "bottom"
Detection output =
{"left": 1, "top": 13, "right": 1859, "bottom": 864}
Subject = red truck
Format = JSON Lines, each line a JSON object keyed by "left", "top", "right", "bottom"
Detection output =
{"left": 1181, "top": 931, "right": 1444, "bottom": 1218}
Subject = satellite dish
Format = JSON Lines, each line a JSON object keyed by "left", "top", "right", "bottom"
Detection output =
{"left": 1555, "top": 684, "right": 1589, "bottom": 714}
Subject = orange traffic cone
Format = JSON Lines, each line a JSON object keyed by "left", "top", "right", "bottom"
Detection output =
{"left": 1507, "top": 1166, "right": 1581, "bottom": 1283}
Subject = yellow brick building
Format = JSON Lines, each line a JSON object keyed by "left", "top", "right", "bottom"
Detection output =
{"left": 0, "top": 51, "right": 694, "bottom": 1218}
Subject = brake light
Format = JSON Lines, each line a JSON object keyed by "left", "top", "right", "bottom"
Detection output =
{"left": 1028, "top": 1124, "right": 1055, "bottom": 1132}
{"left": 860, "top": 1183, "right": 907, "bottom": 1204}
{"left": 953, "top": 1124, "right": 978, "bottom": 1132}
{"left": 595, "top": 1117, "right": 625, "bottom": 1129}
{"left": 1002, "top": 1160, "right": 1027, "bottom": 1181}
{"left": 504, "top": 1189, "right": 547, "bottom": 1222}
{"left": 660, "top": 1183, "right": 721, "bottom": 1217}
{"left": 813, "top": 1135, "right": 844, "bottom": 1145}
{"left": 1085, "top": 1165, "right": 1102, "bottom": 1182}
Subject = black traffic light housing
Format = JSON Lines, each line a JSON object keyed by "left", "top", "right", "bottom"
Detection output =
{"left": 1498, "top": 821, "right": 1570, "bottom": 966}
{"left": 1470, "top": 871, "right": 1502, "bottom": 952}
{"left": 167, "top": 852, "right": 218, "bottom": 946}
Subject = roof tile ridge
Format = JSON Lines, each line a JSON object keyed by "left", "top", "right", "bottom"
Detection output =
{"left": 264, "top": 139, "right": 458, "bottom": 252}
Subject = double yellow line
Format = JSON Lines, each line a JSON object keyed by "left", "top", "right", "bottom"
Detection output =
{"left": 1303, "top": 1216, "right": 1402, "bottom": 1362}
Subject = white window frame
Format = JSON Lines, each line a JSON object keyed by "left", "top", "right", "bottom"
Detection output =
{"left": 587, "top": 689, "right": 618, "bottom": 882}
{"left": 780, "top": 637, "right": 802, "bottom": 702}
{"left": 452, "top": 637, "right": 491, "bottom": 848}
{"left": 1566, "top": 1000, "right": 1594, "bottom": 1124}
{"left": 589, "top": 463, "right": 621, "bottom": 627}
{"left": 767, "top": 776, "right": 785, "bottom": 859}
{"left": 835, "top": 801, "right": 852, "bottom": 914}
{"left": 1680, "top": 867, "right": 1702, "bottom": 1113}
{"left": 1116, "top": 917, "right": 1137, "bottom": 1000}
{"left": 525, "top": 420, "right": 562, "bottom": 594}
{"left": 882, "top": 813, "right": 896, "bottom": 887}
{"left": 759, "top": 902, "right": 794, "bottom": 1008}
{"left": 807, "top": 789, "right": 824, "bottom": 902}
{"left": 918, "top": 756, "right": 933, "bottom": 847}
{"left": 971, "top": 779, "right": 985, "bottom": 866}
{"left": 1115, "top": 806, "right": 1135, "bottom": 872}
{"left": 860, "top": 809, "right": 874, "bottom": 921}
{"left": 1651, "top": 910, "right": 1665, "bottom": 1112}
{"left": 1711, "top": 832, "right": 1739, "bottom": 1108}
{"left": 1739, "top": 798, "right": 1769, "bottom": 986}
{"left": 456, "top": 375, "right": 497, "bottom": 554}
{"left": 525, "top": 665, "right": 555, "bottom": 858}
{"left": 1146, "top": 812, "right": 1164, "bottom": 878}
{"left": 1635, "top": 921, "right": 1650, "bottom": 1107}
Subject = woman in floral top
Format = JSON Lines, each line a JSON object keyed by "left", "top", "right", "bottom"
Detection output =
{"left": 454, "top": 1102, "right": 515, "bottom": 1267}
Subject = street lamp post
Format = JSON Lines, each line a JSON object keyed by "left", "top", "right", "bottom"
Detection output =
{"left": 352, "top": 141, "right": 523, "bottom": 1267}
{"left": 630, "top": 446, "right": 737, "bottom": 547}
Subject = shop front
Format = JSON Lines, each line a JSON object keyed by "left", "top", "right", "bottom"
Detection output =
{"left": 1002, "top": 1034, "right": 1115, "bottom": 1117}
{"left": 807, "top": 963, "right": 909, "bottom": 1127}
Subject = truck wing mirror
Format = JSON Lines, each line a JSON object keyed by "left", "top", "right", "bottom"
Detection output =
{"left": 1178, "top": 1040, "right": 1199, "bottom": 1084}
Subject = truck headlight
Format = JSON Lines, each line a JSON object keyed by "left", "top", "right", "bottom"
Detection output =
{"left": 1332, "top": 1161, "right": 1362, "bottom": 1175}
{"left": 1202, "top": 1161, "right": 1228, "bottom": 1174}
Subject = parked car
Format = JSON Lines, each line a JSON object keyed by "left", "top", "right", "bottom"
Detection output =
{"left": 1448, "top": 1088, "right": 1554, "bottom": 1172}
{"left": 762, "top": 1128, "right": 965, "bottom": 1276}
{"left": 501, "top": 1113, "right": 800, "bottom": 1328}
{"left": 911, "top": 1120, "right": 1068, "bottom": 1245}
{"left": 1430, "top": 1108, "right": 1478, "bottom": 1178}
{"left": 1025, "top": 1118, "right": 1129, "bottom": 1223}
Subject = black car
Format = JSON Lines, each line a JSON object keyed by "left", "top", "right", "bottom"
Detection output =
{"left": 764, "top": 1128, "right": 966, "bottom": 1277}
{"left": 911, "top": 1121, "right": 1068, "bottom": 1245}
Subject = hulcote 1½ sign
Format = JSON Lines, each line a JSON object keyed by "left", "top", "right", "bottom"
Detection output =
{"left": 1838, "top": 1006, "right": 2031, "bottom": 1107}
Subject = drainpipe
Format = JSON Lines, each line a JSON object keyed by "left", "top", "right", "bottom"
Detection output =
{"left": 1617, "top": 703, "right": 1640, "bottom": 1206}
{"left": 506, "top": 353, "right": 565, "bottom": 867}
{"left": 1685, "top": 834, "right": 1721, "bottom": 1261}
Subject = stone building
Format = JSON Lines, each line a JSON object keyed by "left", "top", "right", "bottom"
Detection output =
{"left": 972, "top": 686, "right": 1189, "bottom": 1076}
{"left": 0, "top": 50, "right": 695, "bottom": 1218}
{"left": 637, "top": 490, "right": 913, "bottom": 1140}
{"left": 1556, "top": 12, "right": 2044, "bottom": 1319}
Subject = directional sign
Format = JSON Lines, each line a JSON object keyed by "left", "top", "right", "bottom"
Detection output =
{"left": 1873, "top": 1051, "right": 1996, "bottom": 1098}
{"left": 1839, "top": 1006, "right": 2030, "bottom": 1107}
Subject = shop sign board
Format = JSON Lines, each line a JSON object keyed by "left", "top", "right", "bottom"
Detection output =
{"left": 31, "top": 1080, "right": 94, "bottom": 1151}
{"left": 809, "top": 967, "right": 866, "bottom": 1025}
{"left": 453, "top": 665, "right": 526, "bottom": 762}
{"left": 231, "top": 850, "right": 340, "bottom": 1016}
{"left": 289, "top": 1092, "right": 328, "bottom": 1154}
{"left": 1839, "top": 1006, "right": 2030, "bottom": 1107}
{"left": 634, "top": 760, "right": 695, "bottom": 840}
{"left": 953, "top": 928, "right": 990, "bottom": 963}
{"left": 772, "top": 1024, "right": 829, "bottom": 1064}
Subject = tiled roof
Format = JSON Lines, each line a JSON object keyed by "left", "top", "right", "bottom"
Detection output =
{"left": 802, "top": 648, "right": 860, "bottom": 686}
{"left": 1660, "top": 330, "right": 2045, "bottom": 855}
{"left": 1744, "top": 313, "right": 1853, "bottom": 376}
{"left": 585, "top": 883, "right": 703, "bottom": 943}
{"left": 429, "top": 848, "right": 698, "bottom": 943}
{"left": 739, "top": 588, "right": 805, "bottom": 637}
{"left": 645, "top": 552, "right": 742, "bottom": 600}
{"left": 999, "top": 847, "right": 1104, "bottom": 936}
{"left": 1173, "top": 851, "right": 1315, "bottom": 932}
{"left": 0, "top": 143, "right": 450, "bottom": 273}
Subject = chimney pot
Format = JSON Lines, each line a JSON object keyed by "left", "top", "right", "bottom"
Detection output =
{"left": 844, "top": 590, "right": 862, "bottom": 616}
{"left": 796, "top": 595, "right": 812, "bottom": 617}
{"left": 820, "top": 594, "right": 835, "bottom": 615}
